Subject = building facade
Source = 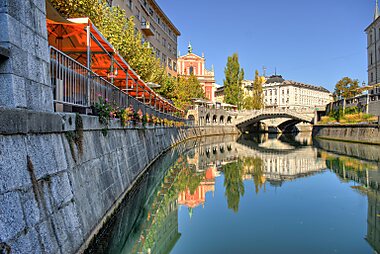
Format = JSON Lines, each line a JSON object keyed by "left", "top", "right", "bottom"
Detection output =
{"left": 112, "top": 0, "right": 180, "bottom": 76}
{"left": 177, "top": 45, "right": 216, "bottom": 101}
{"left": 215, "top": 87, "right": 225, "bottom": 103}
{"left": 242, "top": 75, "right": 332, "bottom": 112}
{"left": 366, "top": 1, "right": 380, "bottom": 96}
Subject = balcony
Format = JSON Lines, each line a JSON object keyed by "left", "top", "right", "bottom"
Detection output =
{"left": 141, "top": 21, "right": 154, "bottom": 36}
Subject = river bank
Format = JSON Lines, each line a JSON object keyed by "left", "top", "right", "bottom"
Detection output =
{"left": 312, "top": 124, "right": 380, "bottom": 145}
{"left": 0, "top": 109, "right": 239, "bottom": 254}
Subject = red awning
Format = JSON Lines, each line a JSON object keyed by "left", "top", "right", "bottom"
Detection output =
{"left": 47, "top": 17, "right": 182, "bottom": 113}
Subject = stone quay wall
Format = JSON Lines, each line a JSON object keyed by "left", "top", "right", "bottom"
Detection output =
{"left": 312, "top": 124, "right": 380, "bottom": 145}
{"left": 0, "top": 108, "right": 239, "bottom": 254}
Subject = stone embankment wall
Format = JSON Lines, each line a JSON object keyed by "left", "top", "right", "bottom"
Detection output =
{"left": 0, "top": 108, "right": 239, "bottom": 254}
{"left": 313, "top": 124, "right": 380, "bottom": 145}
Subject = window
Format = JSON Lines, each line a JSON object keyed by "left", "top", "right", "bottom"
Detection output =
{"left": 173, "top": 61, "right": 177, "bottom": 71}
{"left": 370, "top": 34, "right": 373, "bottom": 44}
{"left": 189, "top": 66, "right": 194, "bottom": 75}
{"left": 135, "top": 8, "right": 140, "bottom": 21}
{"left": 371, "top": 72, "right": 374, "bottom": 82}
{"left": 127, "top": 0, "right": 133, "bottom": 9}
{"left": 371, "top": 52, "right": 373, "bottom": 65}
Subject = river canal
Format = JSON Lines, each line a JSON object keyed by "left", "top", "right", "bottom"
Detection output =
{"left": 85, "top": 133, "right": 380, "bottom": 254}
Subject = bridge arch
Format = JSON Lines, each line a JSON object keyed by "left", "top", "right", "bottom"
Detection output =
{"left": 235, "top": 110, "right": 313, "bottom": 132}
{"left": 220, "top": 115, "right": 225, "bottom": 124}
{"left": 212, "top": 114, "right": 217, "bottom": 124}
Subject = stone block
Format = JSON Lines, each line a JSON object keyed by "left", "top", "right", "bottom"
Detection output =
{"left": 9, "top": 45, "right": 29, "bottom": 78}
{"left": 20, "top": 24, "right": 36, "bottom": 56}
{"left": 0, "top": 191, "right": 26, "bottom": 241}
{"left": 25, "top": 135, "right": 63, "bottom": 179}
{"left": 50, "top": 172, "right": 73, "bottom": 208}
{"left": 0, "top": 13, "right": 9, "bottom": 43}
{"left": 0, "top": 108, "right": 27, "bottom": 134}
{"left": 11, "top": 74, "right": 27, "bottom": 108}
{"left": 26, "top": 54, "right": 43, "bottom": 84}
{"left": 33, "top": 7, "right": 47, "bottom": 38}
{"left": 20, "top": 187, "right": 40, "bottom": 228}
{"left": 34, "top": 34, "right": 49, "bottom": 62}
{"left": 10, "top": 227, "right": 41, "bottom": 254}
{"left": 37, "top": 220, "right": 59, "bottom": 254}
{"left": 0, "top": 135, "right": 30, "bottom": 193}
{"left": 0, "top": 14, "right": 22, "bottom": 48}
{"left": 26, "top": 81, "right": 54, "bottom": 112}
{"left": 31, "top": 0, "right": 46, "bottom": 15}
{"left": 0, "top": 74, "right": 15, "bottom": 107}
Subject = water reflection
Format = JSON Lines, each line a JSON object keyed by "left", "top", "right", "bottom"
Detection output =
{"left": 86, "top": 133, "right": 380, "bottom": 254}
{"left": 318, "top": 143, "right": 380, "bottom": 253}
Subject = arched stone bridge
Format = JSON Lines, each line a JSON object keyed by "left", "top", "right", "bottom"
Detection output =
{"left": 235, "top": 109, "right": 314, "bottom": 132}
{"left": 187, "top": 107, "right": 315, "bottom": 132}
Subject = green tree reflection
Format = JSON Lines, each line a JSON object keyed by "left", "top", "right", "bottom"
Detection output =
{"left": 243, "top": 157, "right": 265, "bottom": 194}
{"left": 222, "top": 160, "right": 245, "bottom": 212}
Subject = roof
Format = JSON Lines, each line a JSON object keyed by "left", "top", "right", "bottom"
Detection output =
{"left": 265, "top": 75, "right": 285, "bottom": 84}
{"left": 264, "top": 75, "right": 330, "bottom": 93}
{"left": 148, "top": 0, "right": 181, "bottom": 36}
{"left": 282, "top": 80, "right": 330, "bottom": 93}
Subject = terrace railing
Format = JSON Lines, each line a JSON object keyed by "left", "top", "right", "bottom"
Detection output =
{"left": 49, "top": 46, "right": 187, "bottom": 124}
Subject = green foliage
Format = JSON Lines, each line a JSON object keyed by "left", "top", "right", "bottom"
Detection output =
{"left": 334, "top": 77, "right": 360, "bottom": 100}
{"left": 171, "top": 75, "right": 205, "bottom": 109}
{"left": 94, "top": 96, "right": 114, "bottom": 126}
{"left": 344, "top": 106, "right": 359, "bottom": 115}
{"left": 222, "top": 160, "right": 245, "bottom": 213}
{"left": 243, "top": 157, "right": 265, "bottom": 194}
{"left": 224, "top": 53, "right": 244, "bottom": 109}
{"left": 243, "top": 70, "right": 264, "bottom": 110}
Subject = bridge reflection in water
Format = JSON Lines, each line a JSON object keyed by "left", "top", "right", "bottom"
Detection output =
{"left": 85, "top": 134, "right": 380, "bottom": 254}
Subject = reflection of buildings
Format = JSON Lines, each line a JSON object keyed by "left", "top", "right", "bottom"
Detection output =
{"left": 323, "top": 148, "right": 380, "bottom": 253}
{"left": 367, "top": 191, "right": 380, "bottom": 253}
{"left": 186, "top": 134, "right": 326, "bottom": 188}
{"left": 178, "top": 167, "right": 217, "bottom": 210}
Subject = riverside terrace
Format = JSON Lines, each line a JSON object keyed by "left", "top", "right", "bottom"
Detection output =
{"left": 46, "top": 7, "right": 183, "bottom": 122}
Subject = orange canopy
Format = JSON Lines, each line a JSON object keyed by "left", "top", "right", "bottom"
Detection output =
{"left": 47, "top": 17, "right": 182, "bottom": 113}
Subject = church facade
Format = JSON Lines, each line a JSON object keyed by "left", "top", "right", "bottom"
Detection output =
{"left": 177, "top": 44, "right": 216, "bottom": 102}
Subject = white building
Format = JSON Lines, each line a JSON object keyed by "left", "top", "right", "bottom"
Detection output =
{"left": 242, "top": 75, "right": 332, "bottom": 112}
{"left": 365, "top": 0, "right": 380, "bottom": 95}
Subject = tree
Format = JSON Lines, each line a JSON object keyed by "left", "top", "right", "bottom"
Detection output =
{"left": 243, "top": 70, "right": 264, "bottom": 110}
{"left": 171, "top": 75, "right": 205, "bottom": 109}
{"left": 223, "top": 53, "right": 244, "bottom": 109}
{"left": 334, "top": 77, "right": 360, "bottom": 100}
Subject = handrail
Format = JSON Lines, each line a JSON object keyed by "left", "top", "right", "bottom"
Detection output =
{"left": 49, "top": 46, "right": 187, "bottom": 123}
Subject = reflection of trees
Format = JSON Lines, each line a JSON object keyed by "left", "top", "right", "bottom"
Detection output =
{"left": 243, "top": 157, "right": 265, "bottom": 194}
{"left": 222, "top": 160, "right": 245, "bottom": 212}
{"left": 322, "top": 151, "right": 378, "bottom": 173}
{"left": 174, "top": 164, "right": 204, "bottom": 195}
{"left": 136, "top": 156, "right": 204, "bottom": 253}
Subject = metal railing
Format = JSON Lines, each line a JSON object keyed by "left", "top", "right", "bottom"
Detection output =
{"left": 49, "top": 46, "right": 187, "bottom": 124}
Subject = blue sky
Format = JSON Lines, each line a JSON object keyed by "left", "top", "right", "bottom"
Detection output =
{"left": 156, "top": 0, "right": 374, "bottom": 91}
